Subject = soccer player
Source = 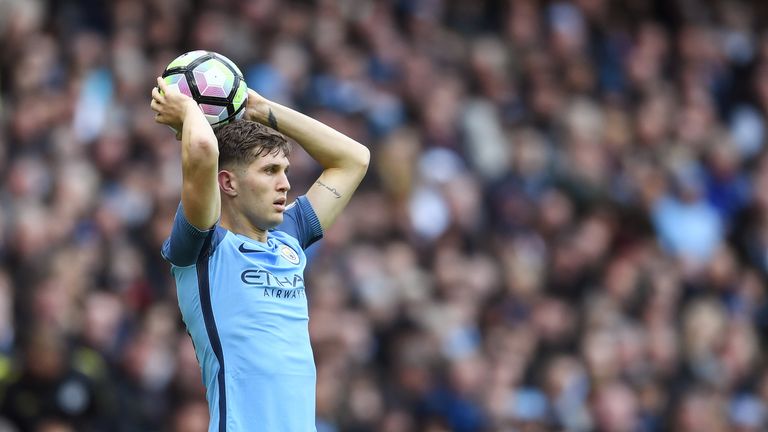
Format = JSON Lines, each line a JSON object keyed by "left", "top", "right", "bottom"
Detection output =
{"left": 150, "top": 76, "right": 369, "bottom": 431}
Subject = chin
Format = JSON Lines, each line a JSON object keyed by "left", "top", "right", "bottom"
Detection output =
{"left": 263, "top": 215, "right": 284, "bottom": 229}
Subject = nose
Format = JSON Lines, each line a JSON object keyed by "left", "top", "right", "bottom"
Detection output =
{"left": 277, "top": 172, "right": 290, "bottom": 192}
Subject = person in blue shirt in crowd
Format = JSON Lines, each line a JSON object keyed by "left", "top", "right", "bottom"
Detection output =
{"left": 150, "top": 76, "right": 369, "bottom": 431}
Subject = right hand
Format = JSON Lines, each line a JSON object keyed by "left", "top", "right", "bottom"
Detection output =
{"left": 150, "top": 76, "right": 197, "bottom": 139}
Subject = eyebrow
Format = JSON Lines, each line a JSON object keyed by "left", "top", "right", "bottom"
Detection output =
{"left": 263, "top": 163, "right": 290, "bottom": 170}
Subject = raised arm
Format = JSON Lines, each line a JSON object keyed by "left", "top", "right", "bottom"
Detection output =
{"left": 245, "top": 90, "right": 370, "bottom": 231}
{"left": 151, "top": 77, "right": 221, "bottom": 230}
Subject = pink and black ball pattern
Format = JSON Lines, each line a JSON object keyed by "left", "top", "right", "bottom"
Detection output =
{"left": 162, "top": 50, "right": 248, "bottom": 127}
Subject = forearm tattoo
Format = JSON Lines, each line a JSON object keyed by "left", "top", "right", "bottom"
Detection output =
{"left": 268, "top": 108, "right": 279, "bottom": 131}
{"left": 316, "top": 180, "right": 341, "bottom": 198}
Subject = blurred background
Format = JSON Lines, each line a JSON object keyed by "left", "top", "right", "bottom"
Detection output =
{"left": 1, "top": 0, "right": 768, "bottom": 431}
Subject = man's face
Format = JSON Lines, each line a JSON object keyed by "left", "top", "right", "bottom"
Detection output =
{"left": 236, "top": 151, "right": 291, "bottom": 230}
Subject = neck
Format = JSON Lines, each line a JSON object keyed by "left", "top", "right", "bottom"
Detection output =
{"left": 220, "top": 206, "right": 269, "bottom": 243}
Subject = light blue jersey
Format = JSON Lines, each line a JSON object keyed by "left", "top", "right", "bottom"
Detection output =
{"left": 162, "top": 196, "right": 323, "bottom": 431}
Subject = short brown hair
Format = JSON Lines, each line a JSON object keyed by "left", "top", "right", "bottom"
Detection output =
{"left": 215, "top": 120, "right": 290, "bottom": 169}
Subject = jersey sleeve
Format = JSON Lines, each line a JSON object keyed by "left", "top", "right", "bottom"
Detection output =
{"left": 276, "top": 195, "right": 323, "bottom": 250}
{"left": 161, "top": 202, "right": 216, "bottom": 267}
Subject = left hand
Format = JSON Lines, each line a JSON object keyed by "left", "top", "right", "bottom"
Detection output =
{"left": 244, "top": 88, "right": 271, "bottom": 124}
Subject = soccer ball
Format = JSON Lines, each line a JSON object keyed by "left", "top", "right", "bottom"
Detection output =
{"left": 162, "top": 50, "right": 248, "bottom": 127}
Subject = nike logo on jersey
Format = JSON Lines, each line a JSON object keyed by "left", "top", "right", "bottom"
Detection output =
{"left": 239, "top": 243, "right": 266, "bottom": 254}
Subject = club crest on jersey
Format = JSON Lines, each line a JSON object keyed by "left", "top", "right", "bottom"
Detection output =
{"left": 280, "top": 245, "right": 300, "bottom": 265}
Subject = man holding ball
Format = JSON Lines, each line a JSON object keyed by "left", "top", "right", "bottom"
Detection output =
{"left": 151, "top": 73, "right": 369, "bottom": 431}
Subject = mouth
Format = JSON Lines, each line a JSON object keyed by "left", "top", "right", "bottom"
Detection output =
{"left": 273, "top": 197, "right": 287, "bottom": 212}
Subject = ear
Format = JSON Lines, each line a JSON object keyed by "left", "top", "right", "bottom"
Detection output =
{"left": 218, "top": 170, "right": 238, "bottom": 197}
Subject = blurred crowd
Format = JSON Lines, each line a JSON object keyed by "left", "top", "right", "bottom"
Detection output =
{"left": 1, "top": 0, "right": 768, "bottom": 431}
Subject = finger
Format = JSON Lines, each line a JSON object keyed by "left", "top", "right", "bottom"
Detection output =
{"left": 150, "top": 98, "right": 160, "bottom": 112}
{"left": 157, "top": 76, "right": 169, "bottom": 94}
{"left": 151, "top": 86, "right": 163, "bottom": 102}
